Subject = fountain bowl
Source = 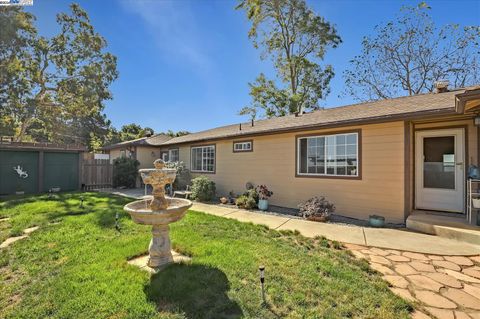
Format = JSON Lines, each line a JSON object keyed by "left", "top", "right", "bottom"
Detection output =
{"left": 139, "top": 167, "right": 177, "bottom": 183}
{"left": 124, "top": 197, "right": 192, "bottom": 225}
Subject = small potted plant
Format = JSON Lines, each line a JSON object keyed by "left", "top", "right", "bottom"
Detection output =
{"left": 220, "top": 196, "right": 229, "bottom": 204}
{"left": 369, "top": 214, "right": 385, "bottom": 228}
{"left": 228, "top": 191, "right": 236, "bottom": 205}
{"left": 472, "top": 197, "right": 480, "bottom": 209}
{"left": 256, "top": 185, "right": 273, "bottom": 211}
{"left": 298, "top": 197, "right": 334, "bottom": 222}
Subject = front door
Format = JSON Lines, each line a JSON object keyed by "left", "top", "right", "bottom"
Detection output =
{"left": 415, "top": 128, "right": 465, "bottom": 213}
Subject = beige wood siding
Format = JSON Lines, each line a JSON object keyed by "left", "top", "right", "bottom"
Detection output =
{"left": 136, "top": 146, "right": 161, "bottom": 169}
{"left": 177, "top": 121, "right": 406, "bottom": 223}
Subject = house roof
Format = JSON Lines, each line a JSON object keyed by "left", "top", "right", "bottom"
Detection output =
{"left": 102, "top": 134, "right": 172, "bottom": 150}
{"left": 161, "top": 86, "right": 480, "bottom": 146}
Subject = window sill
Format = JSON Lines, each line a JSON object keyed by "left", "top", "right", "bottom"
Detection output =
{"left": 295, "top": 173, "right": 361, "bottom": 180}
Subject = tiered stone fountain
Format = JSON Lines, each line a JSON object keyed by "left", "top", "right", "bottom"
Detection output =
{"left": 124, "top": 159, "right": 192, "bottom": 269}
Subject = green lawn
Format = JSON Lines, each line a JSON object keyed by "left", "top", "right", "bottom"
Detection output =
{"left": 0, "top": 192, "right": 411, "bottom": 319}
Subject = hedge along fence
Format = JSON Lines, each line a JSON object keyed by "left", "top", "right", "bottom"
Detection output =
{"left": 0, "top": 142, "right": 86, "bottom": 195}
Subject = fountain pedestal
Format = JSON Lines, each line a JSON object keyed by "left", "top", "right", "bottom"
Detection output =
{"left": 148, "top": 225, "right": 173, "bottom": 267}
{"left": 124, "top": 159, "right": 192, "bottom": 270}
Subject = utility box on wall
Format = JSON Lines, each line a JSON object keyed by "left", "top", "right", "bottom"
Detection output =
{"left": 0, "top": 141, "right": 86, "bottom": 195}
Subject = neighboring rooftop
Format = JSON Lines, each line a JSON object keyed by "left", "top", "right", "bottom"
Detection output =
{"left": 162, "top": 86, "right": 480, "bottom": 145}
{"left": 102, "top": 134, "right": 172, "bottom": 150}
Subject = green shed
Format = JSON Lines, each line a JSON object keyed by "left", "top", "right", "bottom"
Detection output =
{"left": 0, "top": 141, "right": 86, "bottom": 195}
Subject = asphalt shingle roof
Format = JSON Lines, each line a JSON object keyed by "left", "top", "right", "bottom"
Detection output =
{"left": 162, "top": 87, "right": 477, "bottom": 146}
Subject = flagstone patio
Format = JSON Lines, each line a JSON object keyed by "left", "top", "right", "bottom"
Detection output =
{"left": 345, "top": 243, "right": 480, "bottom": 319}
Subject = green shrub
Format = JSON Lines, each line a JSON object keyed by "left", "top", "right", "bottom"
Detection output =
{"left": 113, "top": 157, "right": 140, "bottom": 188}
{"left": 235, "top": 195, "right": 247, "bottom": 208}
{"left": 191, "top": 176, "right": 216, "bottom": 202}
{"left": 236, "top": 193, "right": 257, "bottom": 209}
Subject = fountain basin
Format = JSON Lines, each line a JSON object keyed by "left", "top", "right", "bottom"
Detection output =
{"left": 124, "top": 197, "right": 192, "bottom": 225}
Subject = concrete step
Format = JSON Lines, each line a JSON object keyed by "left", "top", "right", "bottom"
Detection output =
{"left": 407, "top": 213, "right": 480, "bottom": 246}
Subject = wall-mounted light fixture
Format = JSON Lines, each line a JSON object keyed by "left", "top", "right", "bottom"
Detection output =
{"left": 475, "top": 116, "right": 480, "bottom": 126}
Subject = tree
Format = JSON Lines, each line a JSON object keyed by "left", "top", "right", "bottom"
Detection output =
{"left": 237, "top": 0, "right": 341, "bottom": 118}
{"left": 343, "top": 2, "right": 480, "bottom": 102}
{"left": 118, "top": 123, "right": 154, "bottom": 142}
{"left": 164, "top": 130, "right": 190, "bottom": 138}
{"left": 0, "top": 4, "right": 118, "bottom": 146}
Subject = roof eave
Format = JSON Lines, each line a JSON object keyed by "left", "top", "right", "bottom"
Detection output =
{"left": 162, "top": 107, "right": 457, "bottom": 146}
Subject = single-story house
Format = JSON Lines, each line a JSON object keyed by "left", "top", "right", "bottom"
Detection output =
{"left": 103, "top": 134, "right": 172, "bottom": 169}
{"left": 153, "top": 85, "right": 480, "bottom": 225}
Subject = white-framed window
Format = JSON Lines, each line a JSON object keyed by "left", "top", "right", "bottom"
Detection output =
{"left": 191, "top": 145, "right": 215, "bottom": 173}
{"left": 297, "top": 132, "right": 359, "bottom": 177}
{"left": 233, "top": 140, "right": 253, "bottom": 152}
{"left": 168, "top": 149, "right": 179, "bottom": 162}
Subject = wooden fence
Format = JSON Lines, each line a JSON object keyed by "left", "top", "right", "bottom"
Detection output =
{"left": 81, "top": 159, "right": 113, "bottom": 190}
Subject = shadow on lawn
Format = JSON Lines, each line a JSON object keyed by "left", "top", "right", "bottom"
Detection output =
{"left": 144, "top": 263, "right": 243, "bottom": 319}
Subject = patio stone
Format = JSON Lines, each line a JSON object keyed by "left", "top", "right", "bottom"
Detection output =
{"left": 361, "top": 249, "right": 376, "bottom": 255}
{"left": 370, "top": 262, "right": 395, "bottom": 275}
{"left": 0, "top": 235, "right": 27, "bottom": 248}
{"left": 471, "top": 256, "right": 480, "bottom": 264}
{"left": 411, "top": 311, "right": 431, "bottom": 319}
{"left": 386, "top": 254, "right": 410, "bottom": 262}
{"left": 389, "top": 288, "right": 416, "bottom": 302}
{"left": 395, "top": 264, "right": 418, "bottom": 276}
{"left": 385, "top": 249, "right": 401, "bottom": 255}
{"left": 463, "top": 267, "right": 480, "bottom": 280}
{"left": 407, "top": 275, "right": 444, "bottom": 291}
{"left": 428, "top": 255, "right": 444, "bottom": 261}
{"left": 383, "top": 275, "right": 409, "bottom": 288}
{"left": 463, "top": 283, "right": 480, "bottom": 299}
{"left": 343, "top": 243, "right": 365, "bottom": 250}
{"left": 369, "top": 247, "right": 389, "bottom": 256}
{"left": 0, "top": 217, "right": 10, "bottom": 222}
{"left": 455, "top": 311, "right": 473, "bottom": 319}
{"left": 439, "top": 269, "right": 480, "bottom": 284}
{"left": 469, "top": 312, "right": 480, "bottom": 319}
{"left": 441, "top": 288, "right": 480, "bottom": 310}
{"left": 425, "top": 273, "right": 462, "bottom": 288}
{"left": 444, "top": 256, "right": 474, "bottom": 267}
{"left": 370, "top": 255, "right": 391, "bottom": 266}
{"left": 410, "top": 261, "right": 436, "bottom": 273}
{"left": 415, "top": 290, "right": 457, "bottom": 309}
{"left": 425, "top": 307, "right": 454, "bottom": 319}
{"left": 350, "top": 250, "right": 367, "bottom": 260}
{"left": 403, "top": 252, "right": 429, "bottom": 261}
{"left": 432, "top": 260, "right": 462, "bottom": 271}
{"left": 23, "top": 226, "right": 39, "bottom": 234}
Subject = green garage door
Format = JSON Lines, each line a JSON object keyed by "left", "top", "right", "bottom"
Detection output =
{"left": 43, "top": 152, "right": 79, "bottom": 192}
{"left": 0, "top": 151, "right": 39, "bottom": 195}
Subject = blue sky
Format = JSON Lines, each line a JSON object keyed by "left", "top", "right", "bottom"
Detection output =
{"left": 27, "top": 0, "right": 480, "bottom": 133}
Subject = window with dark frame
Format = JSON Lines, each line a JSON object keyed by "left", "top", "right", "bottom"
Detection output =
{"left": 233, "top": 141, "right": 252, "bottom": 152}
{"left": 191, "top": 145, "right": 215, "bottom": 172}
{"left": 297, "top": 132, "right": 359, "bottom": 177}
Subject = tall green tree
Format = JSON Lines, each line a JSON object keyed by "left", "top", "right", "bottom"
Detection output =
{"left": 343, "top": 2, "right": 480, "bottom": 102}
{"left": 0, "top": 4, "right": 118, "bottom": 146}
{"left": 237, "top": 0, "right": 341, "bottom": 118}
{"left": 118, "top": 123, "right": 154, "bottom": 142}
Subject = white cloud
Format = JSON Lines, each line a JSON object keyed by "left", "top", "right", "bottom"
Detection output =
{"left": 120, "top": 0, "right": 212, "bottom": 73}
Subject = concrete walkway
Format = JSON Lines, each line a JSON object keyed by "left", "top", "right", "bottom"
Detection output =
{"left": 101, "top": 189, "right": 480, "bottom": 256}
{"left": 190, "top": 202, "right": 480, "bottom": 256}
